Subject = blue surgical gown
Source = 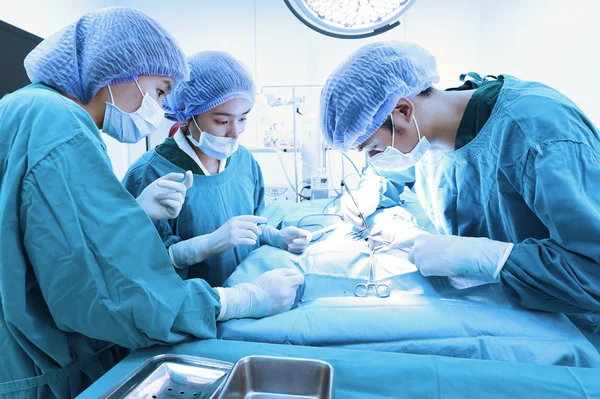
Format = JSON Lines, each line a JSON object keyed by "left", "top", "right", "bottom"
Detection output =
{"left": 0, "top": 84, "right": 221, "bottom": 398}
{"left": 122, "top": 139, "right": 265, "bottom": 287}
{"left": 375, "top": 76, "right": 600, "bottom": 316}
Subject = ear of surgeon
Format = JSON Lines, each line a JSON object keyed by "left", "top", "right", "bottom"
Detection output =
{"left": 359, "top": 98, "right": 423, "bottom": 158}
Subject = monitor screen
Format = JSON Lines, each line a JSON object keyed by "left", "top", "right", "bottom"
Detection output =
{"left": 0, "top": 20, "right": 42, "bottom": 98}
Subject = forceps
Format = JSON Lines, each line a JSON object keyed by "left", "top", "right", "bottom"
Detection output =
{"left": 342, "top": 184, "right": 371, "bottom": 241}
{"left": 354, "top": 248, "right": 390, "bottom": 298}
{"left": 365, "top": 232, "right": 411, "bottom": 254}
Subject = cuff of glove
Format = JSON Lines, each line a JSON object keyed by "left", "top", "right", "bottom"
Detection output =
{"left": 493, "top": 242, "right": 514, "bottom": 279}
{"left": 216, "top": 284, "right": 271, "bottom": 321}
{"left": 169, "top": 236, "right": 210, "bottom": 269}
{"left": 215, "top": 287, "right": 230, "bottom": 321}
{"left": 260, "top": 225, "right": 284, "bottom": 249}
{"left": 168, "top": 245, "right": 184, "bottom": 269}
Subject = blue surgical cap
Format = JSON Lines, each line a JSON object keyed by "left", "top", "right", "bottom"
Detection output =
{"left": 24, "top": 7, "right": 189, "bottom": 104}
{"left": 164, "top": 51, "right": 255, "bottom": 122}
{"left": 320, "top": 41, "right": 440, "bottom": 151}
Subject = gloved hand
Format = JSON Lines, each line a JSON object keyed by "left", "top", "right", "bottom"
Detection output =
{"left": 216, "top": 268, "right": 305, "bottom": 320}
{"left": 340, "top": 187, "right": 380, "bottom": 228}
{"left": 260, "top": 225, "right": 312, "bottom": 254}
{"left": 368, "top": 219, "right": 428, "bottom": 250}
{"left": 408, "top": 235, "right": 514, "bottom": 280}
{"left": 136, "top": 171, "right": 193, "bottom": 220}
{"left": 169, "top": 215, "right": 267, "bottom": 268}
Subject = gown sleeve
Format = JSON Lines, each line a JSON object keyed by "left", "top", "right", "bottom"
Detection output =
{"left": 502, "top": 140, "right": 600, "bottom": 314}
{"left": 122, "top": 162, "right": 184, "bottom": 261}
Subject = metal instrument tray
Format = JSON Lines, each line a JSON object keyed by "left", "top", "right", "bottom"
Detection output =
{"left": 217, "top": 355, "right": 334, "bottom": 399}
{"left": 101, "top": 354, "right": 233, "bottom": 399}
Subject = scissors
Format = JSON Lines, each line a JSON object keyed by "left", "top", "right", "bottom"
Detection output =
{"left": 354, "top": 248, "right": 390, "bottom": 298}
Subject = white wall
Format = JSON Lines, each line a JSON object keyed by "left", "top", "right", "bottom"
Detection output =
{"left": 479, "top": 0, "right": 600, "bottom": 126}
{"left": 406, "top": 0, "right": 481, "bottom": 89}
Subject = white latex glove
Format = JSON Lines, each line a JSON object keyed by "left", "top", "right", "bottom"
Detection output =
{"left": 136, "top": 171, "right": 193, "bottom": 220}
{"left": 409, "top": 235, "right": 514, "bottom": 280}
{"left": 216, "top": 268, "right": 304, "bottom": 321}
{"left": 260, "top": 225, "right": 312, "bottom": 254}
{"left": 340, "top": 188, "right": 380, "bottom": 228}
{"left": 169, "top": 215, "right": 266, "bottom": 268}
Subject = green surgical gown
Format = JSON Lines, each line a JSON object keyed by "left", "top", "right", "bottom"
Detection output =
{"left": 0, "top": 84, "right": 221, "bottom": 398}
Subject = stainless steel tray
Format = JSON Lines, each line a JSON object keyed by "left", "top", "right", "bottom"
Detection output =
{"left": 101, "top": 354, "right": 233, "bottom": 399}
{"left": 217, "top": 355, "right": 334, "bottom": 399}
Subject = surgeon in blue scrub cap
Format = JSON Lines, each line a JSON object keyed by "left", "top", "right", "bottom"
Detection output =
{"left": 123, "top": 51, "right": 311, "bottom": 287}
{"left": 0, "top": 8, "right": 302, "bottom": 398}
{"left": 320, "top": 41, "right": 600, "bottom": 316}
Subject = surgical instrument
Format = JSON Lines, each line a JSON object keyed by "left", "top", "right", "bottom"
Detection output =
{"left": 354, "top": 248, "right": 390, "bottom": 298}
{"left": 342, "top": 183, "right": 368, "bottom": 229}
{"left": 342, "top": 184, "right": 374, "bottom": 241}
{"left": 309, "top": 221, "right": 346, "bottom": 237}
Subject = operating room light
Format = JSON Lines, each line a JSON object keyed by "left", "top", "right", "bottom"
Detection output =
{"left": 284, "top": 0, "right": 415, "bottom": 39}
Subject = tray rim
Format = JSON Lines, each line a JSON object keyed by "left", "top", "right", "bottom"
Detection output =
{"left": 100, "top": 353, "right": 234, "bottom": 399}
{"left": 217, "top": 354, "right": 334, "bottom": 399}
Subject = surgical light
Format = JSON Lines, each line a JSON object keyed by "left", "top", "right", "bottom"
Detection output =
{"left": 283, "top": 0, "right": 415, "bottom": 39}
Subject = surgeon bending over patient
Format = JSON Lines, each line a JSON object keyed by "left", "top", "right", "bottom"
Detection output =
{"left": 321, "top": 41, "right": 600, "bottom": 316}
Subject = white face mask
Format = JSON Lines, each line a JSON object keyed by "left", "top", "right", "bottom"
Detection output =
{"left": 188, "top": 117, "right": 239, "bottom": 160}
{"left": 369, "top": 113, "right": 430, "bottom": 172}
{"left": 102, "top": 80, "right": 165, "bottom": 144}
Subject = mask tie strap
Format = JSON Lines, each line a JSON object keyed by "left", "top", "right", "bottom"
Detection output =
{"left": 107, "top": 85, "right": 115, "bottom": 105}
{"left": 390, "top": 113, "right": 395, "bottom": 149}
{"left": 189, "top": 116, "right": 205, "bottom": 145}
{"left": 413, "top": 115, "right": 421, "bottom": 140}
{"left": 192, "top": 117, "right": 204, "bottom": 136}
{"left": 134, "top": 79, "right": 145, "bottom": 97}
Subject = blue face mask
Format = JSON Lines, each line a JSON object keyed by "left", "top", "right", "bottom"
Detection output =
{"left": 102, "top": 80, "right": 165, "bottom": 144}
{"left": 187, "top": 117, "right": 239, "bottom": 160}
